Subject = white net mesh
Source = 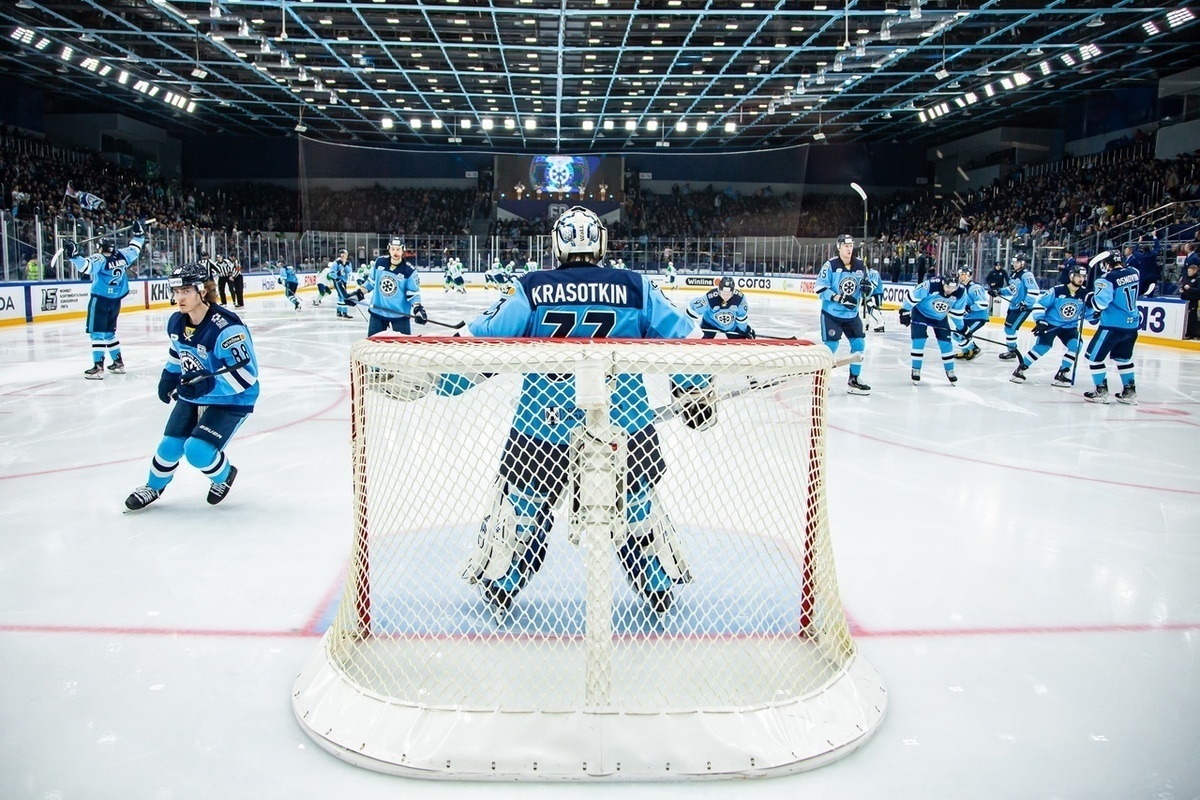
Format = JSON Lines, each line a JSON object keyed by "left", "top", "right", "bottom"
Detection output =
{"left": 293, "top": 337, "right": 885, "bottom": 779}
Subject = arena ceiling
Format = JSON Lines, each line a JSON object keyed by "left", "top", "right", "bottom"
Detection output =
{"left": 1, "top": 1, "right": 1198, "bottom": 154}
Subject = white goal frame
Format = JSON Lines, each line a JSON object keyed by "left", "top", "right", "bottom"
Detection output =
{"left": 292, "top": 336, "right": 886, "bottom": 780}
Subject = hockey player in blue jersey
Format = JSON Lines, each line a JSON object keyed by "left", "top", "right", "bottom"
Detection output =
{"left": 124, "top": 263, "right": 260, "bottom": 511}
{"left": 998, "top": 253, "right": 1042, "bottom": 359}
{"left": 328, "top": 248, "right": 355, "bottom": 319}
{"left": 687, "top": 276, "right": 754, "bottom": 339}
{"left": 1082, "top": 249, "right": 1141, "bottom": 404}
{"left": 900, "top": 273, "right": 967, "bottom": 384}
{"left": 952, "top": 266, "right": 990, "bottom": 361}
{"left": 278, "top": 263, "right": 301, "bottom": 311}
{"left": 432, "top": 206, "right": 706, "bottom": 615}
{"left": 346, "top": 236, "right": 427, "bottom": 335}
{"left": 64, "top": 218, "right": 147, "bottom": 379}
{"left": 1010, "top": 265, "right": 1089, "bottom": 387}
{"left": 815, "top": 234, "right": 872, "bottom": 395}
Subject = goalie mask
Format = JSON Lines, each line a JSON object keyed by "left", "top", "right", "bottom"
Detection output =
{"left": 552, "top": 206, "right": 607, "bottom": 264}
{"left": 168, "top": 262, "right": 209, "bottom": 291}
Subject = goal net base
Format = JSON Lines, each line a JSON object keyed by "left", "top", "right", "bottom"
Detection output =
{"left": 293, "top": 647, "right": 884, "bottom": 780}
{"left": 292, "top": 337, "right": 886, "bottom": 781}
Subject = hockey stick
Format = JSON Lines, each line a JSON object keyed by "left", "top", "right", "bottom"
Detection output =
{"left": 1068, "top": 316, "right": 1086, "bottom": 386}
{"left": 51, "top": 218, "right": 157, "bottom": 273}
{"left": 169, "top": 360, "right": 251, "bottom": 399}
{"left": 397, "top": 311, "right": 467, "bottom": 331}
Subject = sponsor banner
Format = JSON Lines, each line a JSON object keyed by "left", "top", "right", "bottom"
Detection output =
{"left": 147, "top": 279, "right": 172, "bottom": 306}
{"left": 31, "top": 283, "right": 94, "bottom": 321}
{"left": 684, "top": 276, "right": 717, "bottom": 287}
{"left": 0, "top": 285, "right": 25, "bottom": 324}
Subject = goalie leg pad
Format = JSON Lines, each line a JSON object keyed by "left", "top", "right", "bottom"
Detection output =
{"left": 463, "top": 481, "right": 552, "bottom": 591}
{"left": 371, "top": 369, "right": 435, "bottom": 401}
{"left": 621, "top": 483, "right": 693, "bottom": 589}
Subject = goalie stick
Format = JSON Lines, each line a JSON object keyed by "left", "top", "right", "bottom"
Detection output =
{"left": 653, "top": 352, "right": 862, "bottom": 423}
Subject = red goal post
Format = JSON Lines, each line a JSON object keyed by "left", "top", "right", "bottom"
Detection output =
{"left": 293, "top": 336, "right": 886, "bottom": 780}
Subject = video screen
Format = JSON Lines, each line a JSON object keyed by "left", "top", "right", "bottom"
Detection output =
{"left": 494, "top": 155, "right": 623, "bottom": 203}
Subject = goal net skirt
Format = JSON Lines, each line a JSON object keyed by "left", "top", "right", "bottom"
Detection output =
{"left": 292, "top": 337, "right": 886, "bottom": 780}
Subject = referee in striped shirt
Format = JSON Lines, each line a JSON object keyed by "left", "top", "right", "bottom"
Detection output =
{"left": 211, "top": 251, "right": 236, "bottom": 305}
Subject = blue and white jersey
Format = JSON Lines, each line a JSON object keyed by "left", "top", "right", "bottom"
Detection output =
{"left": 165, "top": 305, "right": 259, "bottom": 410}
{"left": 903, "top": 279, "right": 967, "bottom": 322}
{"left": 329, "top": 258, "right": 353, "bottom": 289}
{"left": 279, "top": 264, "right": 298, "bottom": 286}
{"left": 687, "top": 288, "right": 750, "bottom": 335}
{"left": 362, "top": 257, "right": 422, "bottom": 319}
{"left": 816, "top": 256, "right": 869, "bottom": 320}
{"left": 1032, "top": 286, "right": 1088, "bottom": 330}
{"left": 1090, "top": 266, "right": 1141, "bottom": 329}
{"left": 466, "top": 264, "right": 700, "bottom": 441}
{"left": 1001, "top": 268, "right": 1042, "bottom": 310}
{"left": 962, "top": 281, "right": 990, "bottom": 321}
{"left": 68, "top": 234, "right": 145, "bottom": 300}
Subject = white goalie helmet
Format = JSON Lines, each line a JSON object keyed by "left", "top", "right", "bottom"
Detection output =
{"left": 552, "top": 206, "right": 607, "bottom": 265}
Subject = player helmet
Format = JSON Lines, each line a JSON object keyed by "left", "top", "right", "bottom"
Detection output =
{"left": 956, "top": 265, "right": 972, "bottom": 279}
{"left": 718, "top": 276, "right": 735, "bottom": 291}
{"left": 1090, "top": 249, "right": 1124, "bottom": 273}
{"left": 168, "top": 262, "right": 209, "bottom": 291}
{"left": 338, "top": 247, "right": 348, "bottom": 256}
{"left": 98, "top": 238, "right": 116, "bottom": 255}
{"left": 1011, "top": 253, "right": 1028, "bottom": 268}
{"left": 552, "top": 206, "right": 607, "bottom": 264}
{"left": 941, "top": 273, "right": 960, "bottom": 286}
{"left": 1067, "top": 264, "right": 1088, "bottom": 282}
{"left": 387, "top": 236, "right": 404, "bottom": 249}
{"left": 836, "top": 234, "right": 855, "bottom": 247}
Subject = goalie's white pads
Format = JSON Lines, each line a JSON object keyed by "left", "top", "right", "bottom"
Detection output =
{"left": 461, "top": 482, "right": 548, "bottom": 583}
{"left": 626, "top": 487, "right": 692, "bottom": 584}
{"left": 370, "top": 370, "right": 435, "bottom": 401}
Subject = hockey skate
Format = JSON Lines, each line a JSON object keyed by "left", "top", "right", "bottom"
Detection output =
{"left": 124, "top": 485, "right": 161, "bottom": 511}
{"left": 1052, "top": 368, "right": 1072, "bottom": 388}
{"left": 84, "top": 363, "right": 105, "bottom": 380}
{"left": 1009, "top": 365, "right": 1027, "bottom": 383}
{"left": 1083, "top": 384, "right": 1110, "bottom": 404}
{"left": 998, "top": 349, "right": 1019, "bottom": 361}
{"left": 958, "top": 344, "right": 981, "bottom": 361}
{"left": 618, "top": 537, "right": 676, "bottom": 614}
{"left": 207, "top": 465, "right": 238, "bottom": 505}
{"left": 847, "top": 375, "right": 871, "bottom": 395}
{"left": 1115, "top": 382, "right": 1137, "bottom": 405}
{"left": 873, "top": 326, "right": 885, "bottom": 333}
{"left": 911, "top": 369, "right": 921, "bottom": 384}
{"left": 107, "top": 358, "right": 126, "bottom": 374}
{"left": 946, "top": 369, "right": 958, "bottom": 385}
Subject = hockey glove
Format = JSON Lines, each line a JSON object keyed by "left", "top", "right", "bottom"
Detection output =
{"left": 670, "top": 382, "right": 717, "bottom": 431}
{"left": 412, "top": 304, "right": 429, "bottom": 324}
{"left": 836, "top": 294, "right": 859, "bottom": 310}
{"left": 157, "top": 369, "right": 181, "bottom": 404}
{"left": 899, "top": 309, "right": 912, "bottom": 327}
{"left": 741, "top": 325, "right": 756, "bottom": 339}
{"left": 132, "top": 218, "right": 146, "bottom": 237}
{"left": 1032, "top": 320, "right": 1051, "bottom": 336}
{"left": 987, "top": 288, "right": 999, "bottom": 298}
{"left": 177, "top": 370, "right": 215, "bottom": 401}
{"left": 62, "top": 239, "right": 78, "bottom": 259}
{"left": 344, "top": 289, "right": 365, "bottom": 307}
{"left": 860, "top": 279, "right": 874, "bottom": 298}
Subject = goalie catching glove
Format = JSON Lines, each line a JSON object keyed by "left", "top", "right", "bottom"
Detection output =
{"left": 670, "top": 379, "right": 717, "bottom": 431}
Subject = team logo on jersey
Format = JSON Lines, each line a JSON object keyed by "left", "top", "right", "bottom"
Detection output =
{"left": 1060, "top": 303, "right": 1080, "bottom": 319}
{"left": 838, "top": 277, "right": 859, "bottom": 296}
{"left": 545, "top": 406, "right": 560, "bottom": 427}
{"left": 179, "top": 351, "right": 205, "bottom": 373}
{"left": 378, "top": 274, "right": 400, "bottom": 297}
{"left": 196, "top": 344, "right": 208, "bottom": 359}
{"left": 212, "top": 314, "right": 228, "bottom": 329}
{"left": 715, "top": 310, "right": 736, "bottom": 327}
{"left": 931, "top": 298, "right": 951, "bottom": 314}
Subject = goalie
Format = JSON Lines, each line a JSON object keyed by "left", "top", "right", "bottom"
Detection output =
{"left": 416, "top": 207, "right": 711, "bottom": 616}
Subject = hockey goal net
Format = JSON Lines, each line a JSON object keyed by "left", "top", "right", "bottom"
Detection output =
{"left": 293, "top": 336, "right": 886, "bottom": 780}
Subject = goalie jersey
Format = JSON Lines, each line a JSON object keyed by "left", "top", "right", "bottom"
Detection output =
{"left": 165, "top": 305, "right": 260, "bottom": 410}
{"left": 466, "top": 265, "right": 699, "bottom": 441}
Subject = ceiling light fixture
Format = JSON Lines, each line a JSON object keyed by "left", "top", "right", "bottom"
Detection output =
{"left": 909, "top": 0, "right": 921, "bottom": 20}
{"left": 1086, "top": 15, "right": 1105, "bottom": 28}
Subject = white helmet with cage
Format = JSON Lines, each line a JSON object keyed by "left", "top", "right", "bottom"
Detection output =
{"left": 552, "top": 206, "right": 607, "bottom": 265}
